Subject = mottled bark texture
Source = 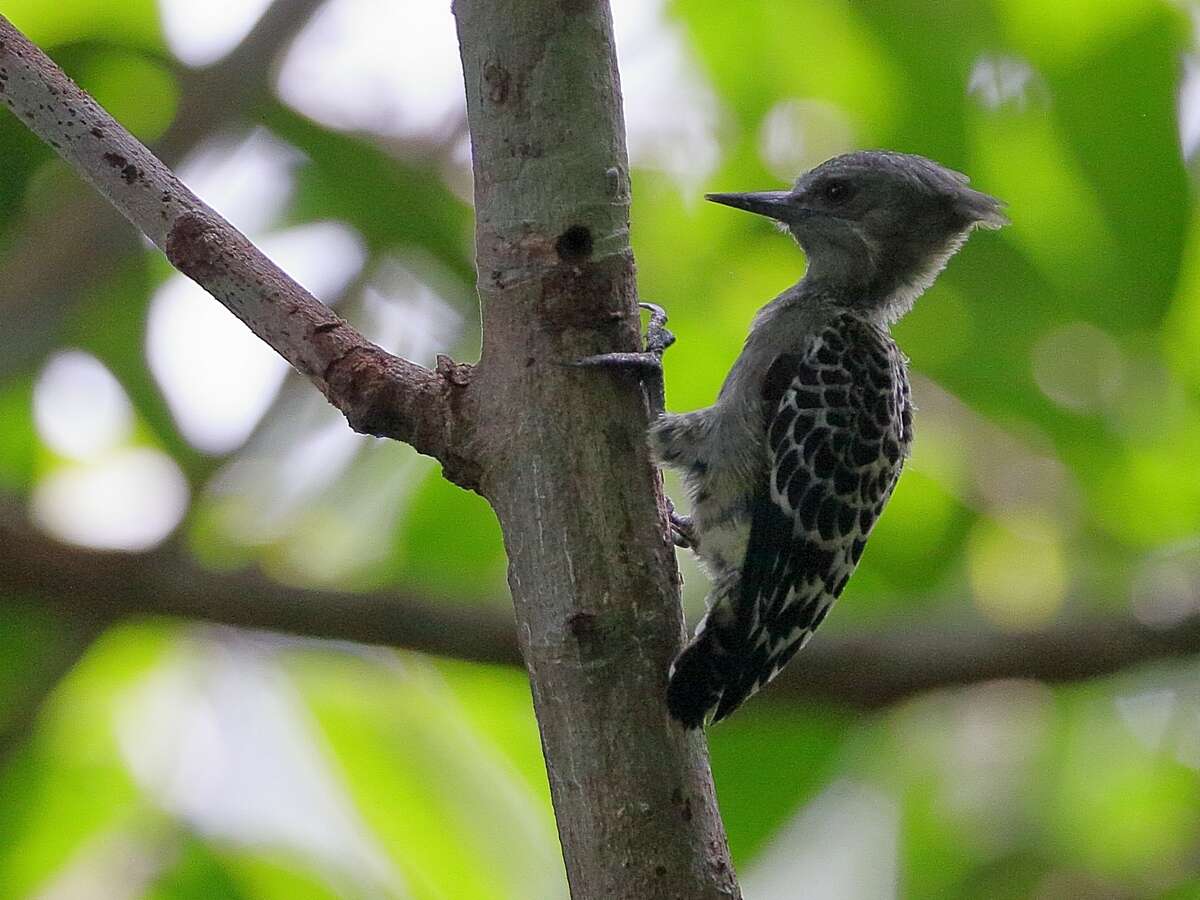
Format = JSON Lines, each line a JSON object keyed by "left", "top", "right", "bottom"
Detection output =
{"left": 452, "top": 2, "right": 739, "bottom": 897}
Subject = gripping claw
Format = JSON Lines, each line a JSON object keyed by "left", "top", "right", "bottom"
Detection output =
{"left": 571, "top": 302, "right": 676, "bottom": 417}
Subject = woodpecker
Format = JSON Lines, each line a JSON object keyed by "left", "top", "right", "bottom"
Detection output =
{"left": 577, "top": 150, "right": 1005, "bottom": 727}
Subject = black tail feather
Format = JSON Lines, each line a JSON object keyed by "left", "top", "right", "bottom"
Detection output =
{"left": 666, "top": 637, "right": 722, "bottom": 728}
{"left": 667, "top": 627, "right": 750, "bottom": 728}
{"left": 668, "top": 618, "right": 812, "bottom": 727}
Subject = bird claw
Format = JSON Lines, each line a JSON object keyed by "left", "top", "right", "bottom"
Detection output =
{"left": 571, "top": 350, "right": 663, "bottom": 374}
{"left": 669, "top": 508, "right": 698, "bottom": 550}
{"left": 572, "top": 302, "right": 676, "bottom": 372}
{"left": 640, "top": 302, "right": 676, "bottom": 356}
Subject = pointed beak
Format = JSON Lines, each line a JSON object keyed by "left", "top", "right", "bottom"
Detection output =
{"left": 705, "top": 190, "right": 805, "bottom": 223}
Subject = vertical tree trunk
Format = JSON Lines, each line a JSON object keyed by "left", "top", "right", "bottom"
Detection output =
{"left": 0, "top": 4, "right": 741, "bottom": 894}
{"left": 453, "top": 2, "right": 740, "bottom": 897}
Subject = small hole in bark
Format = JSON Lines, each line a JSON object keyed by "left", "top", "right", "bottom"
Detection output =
{"left": 555, "top": 225, "right": 592, "bottom": 262}
{"left": 567, "top": 611, "right": 597, "bottom": 640}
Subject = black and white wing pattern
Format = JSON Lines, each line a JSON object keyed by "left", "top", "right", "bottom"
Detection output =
{"left": 715, "top": 312, "right": 912, "bottom": 723}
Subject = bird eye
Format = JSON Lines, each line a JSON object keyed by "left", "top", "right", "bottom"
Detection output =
{"left": 821, "top": 179, "right": 854, "bottom": 204}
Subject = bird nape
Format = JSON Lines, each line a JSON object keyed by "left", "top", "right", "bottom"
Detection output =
{"left": 583, "top": 150, "right": 1007, "bottom": 728}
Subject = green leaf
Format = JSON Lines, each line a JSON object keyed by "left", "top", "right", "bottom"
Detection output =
{"left": 2, "top": 0, "right": 164, "bottom": 52}
{"left": 0, "top": 622, "right": 177, "bottom": 896}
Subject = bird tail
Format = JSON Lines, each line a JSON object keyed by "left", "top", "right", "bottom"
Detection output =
{"left": 667, "top": 613, "right": 762, "bottom": 729}
{"left": 668, "top": 600, "right": 814, "bottom": 728}
{"left": 667, "top": 628, "right": 731, "bottom": 728}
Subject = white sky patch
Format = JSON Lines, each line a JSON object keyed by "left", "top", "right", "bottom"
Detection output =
{"left": 278, "top": 0, "right": 466, "bottom": 138}
{"left": 147, "top": 221, "right": 366, "bottom": 454}
{"left": 34, "top": 351, "right": 134, "bottom": 461}
{"left": 275, "top": 0, "right": 720, "bottom": 187}
{"left": 158, "top": 0, "right": 275, "bottom": 68}
{"left": 744, "top": 780, "right": 899, "bottom": 900}
{"left": 205, "top": 396, "right": 375, "bottom": 550}
{"left": 1180, "top": 55, "right": 1200, "bottom": 162}
{"left": 611, "top": 0, "right": 722, "bottom": 188}
{"left": 360, "top": 257, "right": 462, "bottom": 364}
{"left": 200, "top": 258, "right": 459, "bottom": 577}
{"left": 31, "top": 448, "right": 189, "bottom": 551}
{"left": 1179, "top": 4, "right": 1200, "bottom": 162}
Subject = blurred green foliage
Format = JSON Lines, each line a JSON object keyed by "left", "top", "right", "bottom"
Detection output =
{"left": 1, "top": 0, "right": 1200, "bottom": 897}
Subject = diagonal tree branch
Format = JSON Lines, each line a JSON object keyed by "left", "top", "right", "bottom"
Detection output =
{"left": 0, "top": 15, "right": 479, "bottom": 488}
{"left": 2, "top": 514, "right": 1197, "bottom": 711}
{"left": 0, "top": 0, "right": 325, "bottom": 381}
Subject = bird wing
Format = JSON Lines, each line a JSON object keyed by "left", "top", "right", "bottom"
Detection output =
{"left": 713, "top": 313, "right": 911, "bottom": 720}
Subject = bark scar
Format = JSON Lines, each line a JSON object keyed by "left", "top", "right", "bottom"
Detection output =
{"left": 165, "top": 212, "right": 222, "bottom": 281}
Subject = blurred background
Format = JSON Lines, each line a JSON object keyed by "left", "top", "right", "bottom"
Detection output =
{"left": 0, "top": 0, "right": 1198, "bottom": 897}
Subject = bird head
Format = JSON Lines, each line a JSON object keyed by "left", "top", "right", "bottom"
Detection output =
{"left": 707, "top": 151, "right": 1007, "bottom": 322}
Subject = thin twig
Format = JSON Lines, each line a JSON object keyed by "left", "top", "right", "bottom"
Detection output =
{"left": 0, "top": 0, "right": 326, "bottom": 381}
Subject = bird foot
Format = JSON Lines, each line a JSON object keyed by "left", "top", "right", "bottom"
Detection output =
{"left": 570, "top": 303, "right": 694, "bottom": 551}
{"left": 572, "top": 302, "right": 675, "bottom": 374}
{"left": 669, "top": 502, "right": 698, "bottom": 550}
{"left": 571, "top": 302, "right": 675, "bottom": 419}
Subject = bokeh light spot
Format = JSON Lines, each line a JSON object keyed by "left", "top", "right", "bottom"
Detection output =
{"left": 32, "top": 448, "right": 189, "bottom": 551}
{"left": 176, "top": 128, "right": 302, "bottom": 238}
{"left": 147, "top": 222, "right": 366, "bottom": 455}
{"left": 1180, "top": 55, "right": 1200, "bottom": 162}
{"left": 967, "top": 513, "right": 1068, "bottom": 630}
{"left": 33, "top": 350, "right": 133, "bottom": 461}
{"left": 967, "top": 55, "right": 1044, "bottom": 111}
{"left": 158, "top": 0, "right": 274, "bottom": 68}
{"left": 1131, "top": 540, "right": 1200, "bottom": 627}
{"left": 1031, "top": 321, "right": 1125, "bottom": 413}
{"left": 758, "top": 99, "right": 855, "bottom": 184}
{"left": 278, "top": 0, "right": 465, "bottom": 138}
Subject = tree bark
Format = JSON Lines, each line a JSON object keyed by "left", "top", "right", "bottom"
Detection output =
{"left": 0, "top": 6, "right": 741, "bottom": 896}
{"left": 452, "top": 3, "right": 739, "bottom": 897}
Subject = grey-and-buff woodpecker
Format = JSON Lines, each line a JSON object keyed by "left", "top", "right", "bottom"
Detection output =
{"left": 583, "top": 150, "right": 1006, "bottom": 728}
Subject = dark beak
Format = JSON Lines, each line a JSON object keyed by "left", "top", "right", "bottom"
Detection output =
{"left": 705, "top": 190, "right": 800, "bottom": 222}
